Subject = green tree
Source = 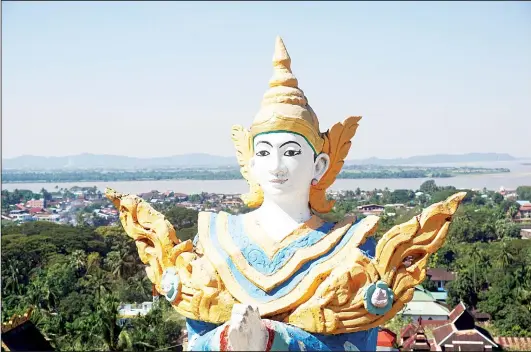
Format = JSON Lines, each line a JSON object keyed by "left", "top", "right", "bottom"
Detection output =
{"left": 492, "top": 193, "right": 504, "bottom": 204}
{"left": 419, "top": 180, "right": 438, "bottom": 194}
{"left": 93, "top": 293, "right": 133, "bottom": 351}
{"left": 447, "top": 271, "right": 478, "bottom": 308}
{"left": 516, "top": 186, "right": 531, "bottom": 201}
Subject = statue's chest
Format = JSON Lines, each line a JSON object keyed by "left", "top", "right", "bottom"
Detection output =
{"left": 197, "top": 212, "right": 368, "bottom": 314}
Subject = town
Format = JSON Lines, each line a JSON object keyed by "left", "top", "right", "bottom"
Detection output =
{"left": 2, "top": 183, "right": 531, "bottom": 351}
{"left": 2, "top": 184, "right": 531, "bottom": 232}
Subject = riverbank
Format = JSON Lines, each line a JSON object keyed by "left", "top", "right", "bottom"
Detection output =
{"left": 3, "top": 172, "right": 531, "bottom": 194}
{"left": 0, "top": 166, "right": 512, "bottom": 184}
{"left": 3, "top": 161, "right": 529, "bottom": 194}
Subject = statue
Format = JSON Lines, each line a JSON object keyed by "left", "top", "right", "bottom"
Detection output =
{"left": 105, "top": 36, "right": 466, "bottom": 351}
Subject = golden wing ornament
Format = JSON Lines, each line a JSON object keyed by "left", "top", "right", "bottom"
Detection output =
{"left": 231, "top": 124, "right": 264, "bottom": 208}
{"left": 287, "top": 192, "right": 466, "bottom": 334}
{"left": 310, "top": 116, "right": 361, "bottom": 213}
{"left": 105, "top": 188, "right": 237, "bottom": 323}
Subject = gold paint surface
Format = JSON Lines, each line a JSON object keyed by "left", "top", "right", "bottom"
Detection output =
{"left": 107, "top": 188, "right": 465, "bottom": 333}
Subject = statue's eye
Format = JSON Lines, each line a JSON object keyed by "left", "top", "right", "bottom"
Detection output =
{"left": 256, "top": 150, "right": 270, "bottom": 157}
{"left": 284, "top": 150, "right": 302, "bottom": 157}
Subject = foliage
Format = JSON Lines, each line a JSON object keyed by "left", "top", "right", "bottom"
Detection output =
{"left": 516, "top": 186, "right": 531, "bottom": 201}
{"left": 1, "top": 204, "right": 192, "bottom": 350}
{"left": 438, "top": 238, "right": 531, "bottom": 337}
{"left": 1, "top": 189, "right": 42, "bottom": 211}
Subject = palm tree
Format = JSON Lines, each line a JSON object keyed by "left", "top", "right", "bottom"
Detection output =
{"left": 2, "top": 259, "right": 25, "bottom": 296}
{"left": 106, "top": 247, "right": 138, "bottom": 280}
{"left": 507, "top": 204, "right": 519, "bottom": 219}
{"left": 86, "top": 252, "right": 102, "bottom": 274}
{"left": 497, "top": 239, "right": 515, "bottom": 271}
{"left": 69, "top": 250, "right": 87, "bottom": 274}
{"left": 85, "top": 269, "right": 112, "bottom": 301}
{"left": 468, "top": 244, "right": 487, "bottom": 291}
{"left": 93, "top": 293, "right": 133, "bottom": 351}
{"left": 127, "top": 275, "right": 152, "bottom": 301}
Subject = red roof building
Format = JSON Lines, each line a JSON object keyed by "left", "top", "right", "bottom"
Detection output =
{"left": 495, "top": 336, "right": 531, "bottom": 351}
{"left": 377, "top": 327, "right": 398, "bottom": 351}
{"left": 400, "top": 318, "right": 435, "bottom": 351}
{"left": 378, "top": 328, "right": 397, "bottom": 346}
{"left": 515, "top": 203, "right": 531, "bottom": 222}
{"left": 432, "top": 302, "right": 497, "bottom": 351}
{"left": 402, "top": 325, "right": 432, "bottom": 351}
{"left": 15, "top": 204, "right": 27, "bottom": 211}
{"left": 401, "top": 323, "right": 418, "bottom": 344}
{"left": 28, "top": 207, "right": 46, "bottom": 215}
{"left": 26, "top": 199, "right": 45, "bottom": 209}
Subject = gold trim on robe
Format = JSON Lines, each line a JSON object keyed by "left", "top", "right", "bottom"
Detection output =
{"left": 221, "top": 214, "right": 356, "bottom": 292}
{"left": 242, "top": 214, "right": 325, "bottom": 259}
{"left": 197, "top": 211, "right": 379, "bottom": 316}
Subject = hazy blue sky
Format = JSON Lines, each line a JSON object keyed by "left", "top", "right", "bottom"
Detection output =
{"left": 3, "top": 1, "right": 530, "bottom": 159}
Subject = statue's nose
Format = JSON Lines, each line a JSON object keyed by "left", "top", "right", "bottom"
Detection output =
{"left": 268, "top": 156, "right": 287, "bottom": 177}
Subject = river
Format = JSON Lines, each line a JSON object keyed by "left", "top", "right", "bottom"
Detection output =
{"left": 2, "top": 160, "right": 530, "bottom": 194}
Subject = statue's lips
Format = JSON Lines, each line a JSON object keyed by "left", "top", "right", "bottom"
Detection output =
{"left": 269, "top": 178, "right": 288, "bottom": 184}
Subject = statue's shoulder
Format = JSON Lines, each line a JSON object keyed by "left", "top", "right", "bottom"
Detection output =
{"left": 323, "top": 214, "right": 380, "bottom": 236}
{"left": 197, "top": 210, "right": 238, "bottom": 226}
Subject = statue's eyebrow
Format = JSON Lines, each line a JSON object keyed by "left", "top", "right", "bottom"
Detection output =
{"left": 256, "top": 141, "right": 272, "bottom": 147}
{"left": 280, "top": 141, "right": 301, "bottom": 148}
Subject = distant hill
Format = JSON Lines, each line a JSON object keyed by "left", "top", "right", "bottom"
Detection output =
{"left": 346, "top": 153, "right": 518, "bottom": 166}
{"left": 2, "top": 153, "right": 235, "bottom": 170}
{"left": 2, "top": 152, "right": 518, "bottom": 170}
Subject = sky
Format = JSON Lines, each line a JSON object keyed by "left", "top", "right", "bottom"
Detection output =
{"left": 2, "top": 1, "right": 531, "bottom": 159}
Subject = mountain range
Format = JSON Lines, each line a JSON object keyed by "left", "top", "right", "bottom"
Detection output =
{"left": 1, "top": 153, "right": 519, "bottom": 170}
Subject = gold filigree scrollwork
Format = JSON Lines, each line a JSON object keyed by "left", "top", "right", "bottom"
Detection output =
{"left": 107, "top": 188, "right": 465, "bottom": 334}
{"left": 286, "top": 192, "right": 466, "bottom": 334}
{"left": 310, "top": 116, "right": 361, "bottom": 213}
{"left": 105, "top": 189, "right": 238, "bottom": 323}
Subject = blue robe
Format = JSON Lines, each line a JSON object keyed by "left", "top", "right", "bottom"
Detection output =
{"left": 187, "top": 212, "right": 379, "bottom": 351}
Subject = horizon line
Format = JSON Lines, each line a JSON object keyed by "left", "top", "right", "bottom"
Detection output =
{"left": 2, "top": 151, "right": 527, "bottom": 161}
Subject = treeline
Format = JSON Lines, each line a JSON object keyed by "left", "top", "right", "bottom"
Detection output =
{"left": 340, "top": 170, "right": 452, "bottom": 178}
{"left": 0, "top": 166, "right": 509, "bottom": 183}
{"left": 1, "top": 207, "right": 198, "bottom": 351}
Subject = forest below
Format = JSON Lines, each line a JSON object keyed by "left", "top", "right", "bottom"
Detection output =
{"left": 1, "top": 183, "right": 531, "bottom": 350}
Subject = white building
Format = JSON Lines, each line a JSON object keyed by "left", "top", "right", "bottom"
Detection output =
{"left": 117, "top": 301, "right": 154, "bottom": 326}
{"left": 400, "top": 286, "right": 450, "bottom": 321}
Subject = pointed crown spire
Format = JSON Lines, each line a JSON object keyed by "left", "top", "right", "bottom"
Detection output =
{"left": 250, "top": 36, "right": 324, "bottom": 153}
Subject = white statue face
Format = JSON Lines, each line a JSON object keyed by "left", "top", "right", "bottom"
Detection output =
{"left": 249, "top": 132, "right": 329, "bottom": 198}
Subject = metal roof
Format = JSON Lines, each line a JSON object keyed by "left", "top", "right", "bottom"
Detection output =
{"left": 401, "top": 301, "right": 450, "bottom": 317}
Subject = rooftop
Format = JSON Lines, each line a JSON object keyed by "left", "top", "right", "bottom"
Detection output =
{"left": 401, "top": 301, "right": 450, "bottom": 317}
{"left": 427, "top": 268, "right": 455, "bottom": 282}
{"left": 412, "top": 286, "right": 436, "bottom": 302}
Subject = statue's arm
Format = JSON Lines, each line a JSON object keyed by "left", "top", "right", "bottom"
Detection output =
{"left": 185, "top": 318, "right": 223, "bottom": 351}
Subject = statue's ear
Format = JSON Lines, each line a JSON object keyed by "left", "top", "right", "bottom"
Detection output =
{"left": 313, "top": 153, "right": 330, "bottom": 182}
